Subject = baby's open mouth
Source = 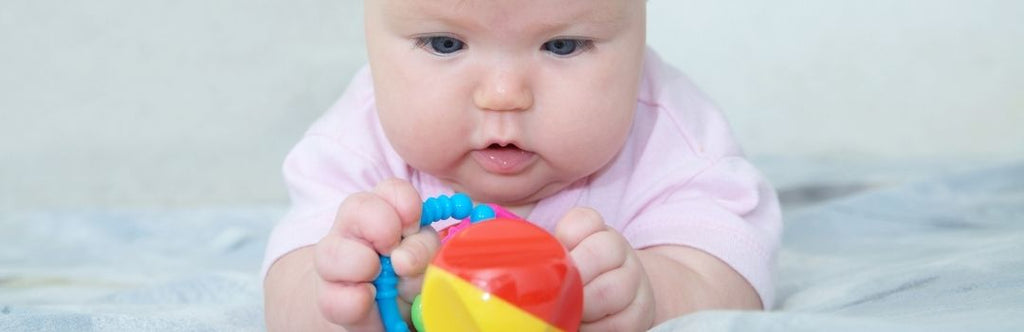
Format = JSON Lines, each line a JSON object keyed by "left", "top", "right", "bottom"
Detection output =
{"left": 472, "top": 143, "right": 536, "bottom": 174}
{"left": 487, "top": 143, "right": 519, "bottom": 150}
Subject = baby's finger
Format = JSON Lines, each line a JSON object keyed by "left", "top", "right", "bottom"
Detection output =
{"left": 569, "top": 230, "right": 628, "bottom": 284}
{"left": 372, "top": 179, "right": 423, "bottom": 237}
{"left": 397, "top": 274, "right": 425, "bottom": 305}
{"left": 554, "top": 207, "right": 606, "bottom": 250}
{"left": 315, "top": 235, "right": 380, "bottom": 282}
{"left": 390, "top": 228, "right": 441, "bottom": 277}
{"left": 579, "top": 273, "right": 654, "bottom": 331}
{"left": 580, "top": 257, "right": 644, "bottom": 323}
{"left": 316, "top": 279, "right": 380, "bottom": 328}
{"left": 334, "top": 192, "right": 404, "bottom": 255}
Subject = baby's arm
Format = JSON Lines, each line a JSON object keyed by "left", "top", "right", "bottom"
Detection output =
{"left": 555, "top": 208, "right": 760, "bottom": 330}
{"left": 638, "top": 245, "right": 761, "bottom": 319}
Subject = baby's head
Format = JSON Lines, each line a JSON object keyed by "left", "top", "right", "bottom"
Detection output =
{"left": 365, "top": 0, "right": 646, "bottom": 207}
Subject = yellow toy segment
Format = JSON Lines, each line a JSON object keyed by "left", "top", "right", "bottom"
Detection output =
{"left": 421, "top": 266, "right": 563, "bottom": 332}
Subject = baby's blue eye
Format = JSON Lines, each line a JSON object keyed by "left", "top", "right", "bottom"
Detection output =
{"left": 418, "top": 36, "right": 465, "bottom": 55}
{"left": 542, "top": 39, "right": 590, "bottom": 56}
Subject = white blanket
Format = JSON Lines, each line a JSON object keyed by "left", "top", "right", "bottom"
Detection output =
{"left": 2, "top": 161, "right": 1021, "bottom": 331}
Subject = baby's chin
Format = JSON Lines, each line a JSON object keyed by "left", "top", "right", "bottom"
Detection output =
{"left": 451, "top": 176, "right": 569, "bottom": 207}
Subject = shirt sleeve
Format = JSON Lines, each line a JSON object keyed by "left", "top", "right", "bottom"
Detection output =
{"left": 621, "top": 156, "right": 782, "bottom": 309}
{"left": 259, "top": 66, "right": 396, "bottom": 280}
{"left": 615, "top": 48, "right": 783, "bottom": 308}
{"left": 260, "top": 133, "right": 389, "bottom": 279}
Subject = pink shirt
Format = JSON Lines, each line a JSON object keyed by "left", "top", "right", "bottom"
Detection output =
{"left": 261, "top": 48, "right": 782, "bottom": 308}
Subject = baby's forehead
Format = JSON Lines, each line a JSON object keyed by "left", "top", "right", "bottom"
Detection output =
{"left": 375, "top": 0, "right": 638, "bottom": 27}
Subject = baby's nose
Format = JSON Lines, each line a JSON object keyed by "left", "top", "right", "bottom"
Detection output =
{"left": 473, "top": 67, "right": 533, "bottom": 112}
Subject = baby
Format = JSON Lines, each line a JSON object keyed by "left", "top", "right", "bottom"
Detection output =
{"left": 263, "top": 0, "right": 781, "bottom": 331}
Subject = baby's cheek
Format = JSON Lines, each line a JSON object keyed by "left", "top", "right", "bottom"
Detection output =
{"left": 543, "top": 121, "right": 629, "bottom": 174}
{"left": 400, "top": 132, "right": 469, "bottom": 176}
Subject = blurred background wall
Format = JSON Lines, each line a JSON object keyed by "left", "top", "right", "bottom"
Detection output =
{"left": 1, "top": 1, "right": 1021, "bottom": 211}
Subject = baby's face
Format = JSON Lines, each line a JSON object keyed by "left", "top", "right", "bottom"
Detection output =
{"left": 366, "top": 0, "right": 646, "bottom": 207}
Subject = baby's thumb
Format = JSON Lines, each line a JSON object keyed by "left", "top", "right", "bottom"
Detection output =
{"left": 390, "top": 228, "right": 441, "bottom": 276}
{"left": 554, "top": 207, "right": 606, "bottom": 250}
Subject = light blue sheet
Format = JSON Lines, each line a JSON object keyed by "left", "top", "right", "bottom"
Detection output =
{"left": 2, "top": 161, "right": 1022, "bottom": 331}
{"left": 0, "top": 208, "right": 278, "bottom": 331}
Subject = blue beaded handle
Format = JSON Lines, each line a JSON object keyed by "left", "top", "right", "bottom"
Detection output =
{"left": 374, "top": 193, "right": 495, "bottom": 332}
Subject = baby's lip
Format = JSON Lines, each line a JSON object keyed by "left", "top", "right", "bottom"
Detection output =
{"left": 471, "top": 143, "right": 537, "bottom": 175}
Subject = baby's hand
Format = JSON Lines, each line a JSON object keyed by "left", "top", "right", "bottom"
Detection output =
{"left": 555, "top": 208, "right": 656, "bottom": 331}
{"left": 313, "top": 179, "right": 440, "bottom": 330}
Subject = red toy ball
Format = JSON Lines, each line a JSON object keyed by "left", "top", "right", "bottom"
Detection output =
{"left": 417, "top": 218, "right": 583, "bottom": 331}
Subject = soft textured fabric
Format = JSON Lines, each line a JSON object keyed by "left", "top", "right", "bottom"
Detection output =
{"left": 4, "top": 161, "right": 1022, "bottom": 331}
{"left": 260, "top": 48, "right": 783, "bottom": 307}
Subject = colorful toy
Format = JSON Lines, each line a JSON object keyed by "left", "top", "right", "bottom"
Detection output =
{"left": 373, "top": 193, "right": 583, "bottom": 332}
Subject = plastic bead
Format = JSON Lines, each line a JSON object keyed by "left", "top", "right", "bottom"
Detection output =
{"left": 373, "top": 256, "right": 408, "bottom": 332}
{"left": 470, "top": 205, "right": 496, "bottom": 223}
{"left": 412, "top": 294, "right": 425, "bottom": 332}
{"left": 420, "top": 197, "right": 437, "bottom": 226}
{"left": 451, "top": 193, "right": 473, "bottom": 220}
{"left": 437, "top": 195, "right": 452, "bottom": 222}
